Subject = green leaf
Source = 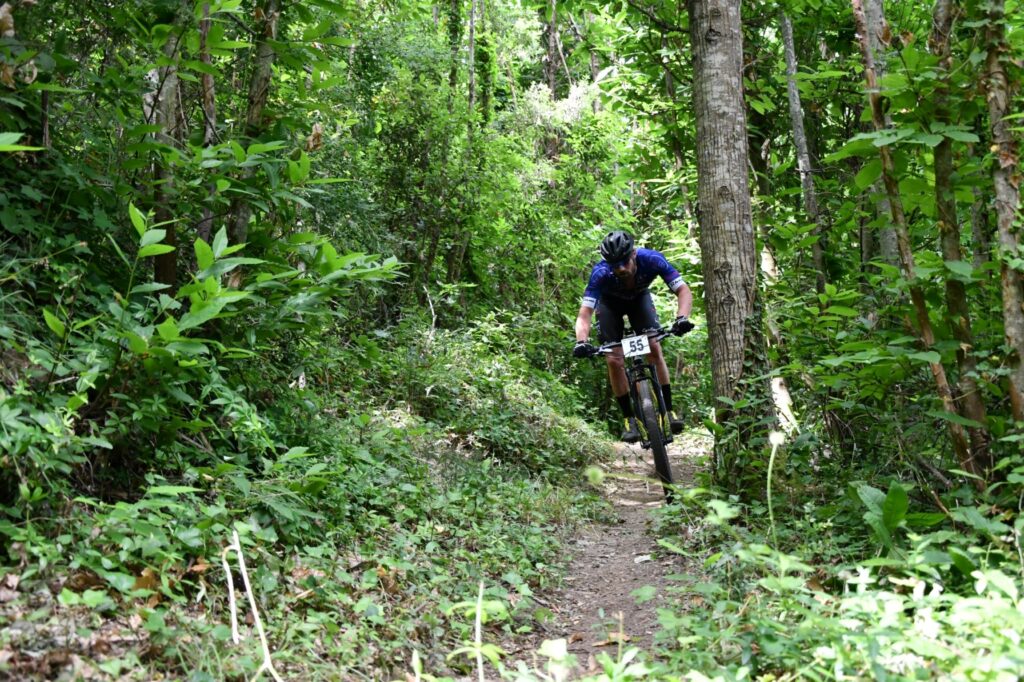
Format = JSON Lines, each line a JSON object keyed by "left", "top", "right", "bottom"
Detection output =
{"left": 178, "top": 299, "right": 229, "bottom": 331}
{"left": 905, "top": 512, "right": 946, "bottom": 528}
{"left": 43, "top": 308, "right": 66, "bottom": 338}
{"left": 195, "top": 238, "right": 215, "bottom": 270}
{"left": 138, "top": 244, "right": 175, "bottom": 258}
{"left": 943, "top": 130, "right": 979, "bottom": 143}
{"left": 0, "top": 132, "right": 43, "bottom": 152}
{"left": 854, "top": 160, "right": 882, "bottom": 190}
{"left": 128, "top": 203, "right": 147, "bottom": 237}
{"left": 123, "top": 331, "right": 149, "bottom": 354}
{"left": 943, "top": 260, "right": 974, "bottom": 279}
{"left": 147, "top": 485, "right": 201, "bottom": 496}
{"left": 140, "top": 229, "right": 167, "bottom": 247}
{"left": 910, "top": 132, "right": 943, "bottom": 147}
{"left": 130, "top": 282, "right": 171, "bottom": 295}
{"left": 856, "top": 483, "right": 885, "bottom": 515}
{"left": 881, "top": 481, "right": 908, "bottom": 531}
{"left": 824, "top": 305, "right": 859, "bottom": 317}
{"left": 212, "top": 227, "right": 228, "bottom": 258}
{"left": 926, "top": 410, "right": 984, "bottom": 429}
{"left": 907, "top": 351, "right": 941, "bottom": 364}
{"left": 156, "top": 317, "right": 179, "bottom": 341}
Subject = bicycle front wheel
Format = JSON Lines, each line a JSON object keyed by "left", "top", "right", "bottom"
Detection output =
{"left": 636, "top": 379, "right": 674, "bottom": 501}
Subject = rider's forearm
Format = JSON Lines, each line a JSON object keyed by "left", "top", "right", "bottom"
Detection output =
{"left": 676, "top": 285, "right": 693, "bottom": 318}
{"left": 575, "top": 308, "right": 593, "bottom": 342}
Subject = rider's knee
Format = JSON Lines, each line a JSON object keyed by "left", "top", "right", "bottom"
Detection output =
{"left": 605, "top": 353, "right": 625, "bottom": 371}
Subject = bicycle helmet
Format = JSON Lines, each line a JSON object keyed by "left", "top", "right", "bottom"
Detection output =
{"left": 599, "top": 230, "right": 634, "bottom": 263}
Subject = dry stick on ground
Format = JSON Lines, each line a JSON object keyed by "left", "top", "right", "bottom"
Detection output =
{"left": 222, "top": 530, "right": 284, "bottom": 682}
{"left": 850, "top": 0, "right": 980, "bottom": 488}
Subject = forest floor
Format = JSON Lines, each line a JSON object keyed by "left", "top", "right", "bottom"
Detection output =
{"left": 502, "top": 429, "right": 711, "bottom": 678}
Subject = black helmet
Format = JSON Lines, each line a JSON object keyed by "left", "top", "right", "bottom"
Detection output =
{"left": 600, "top": 230, "right": 634, "bottom": 263}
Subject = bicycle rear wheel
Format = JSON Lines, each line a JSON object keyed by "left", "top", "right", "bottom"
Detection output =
{"left": 636, "top": 379, "right": 674, "bottom": 501}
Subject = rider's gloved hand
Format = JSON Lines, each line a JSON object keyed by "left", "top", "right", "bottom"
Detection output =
{"left": 671, "top": 315, "right": 695, "bottom": 336}
{"left": 573, "top": 341, "right": 597, "bottom": 358}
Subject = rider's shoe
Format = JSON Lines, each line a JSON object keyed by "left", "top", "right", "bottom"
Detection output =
{"left": 668, "top": 411, "right": 684, "bottom": 435}
{"left": 621, "top": 417, "right": 641, "bottom": 444}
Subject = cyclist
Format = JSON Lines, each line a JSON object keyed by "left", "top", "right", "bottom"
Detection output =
{"left": 573, "top": 230, "right": 694, "bottom": 443}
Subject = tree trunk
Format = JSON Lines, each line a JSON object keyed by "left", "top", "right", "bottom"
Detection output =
{"left": 197, "top": 2, "right": 217, "bottom": 244}
{"left": 781, "top": 13, "right": 826, "bottom": 293}
{"left": 930, "top": 0, "right": 990, "bottom": 472}
{"left": 546, "top": 0, "right": 557, "bottom": 98}
{"left": 851, "top": 0, "right": 978, "bottom": 482}
{"left": 981, "top": 0, "right": 1024, "bottom": 422}
{"left": 687, "top": 0, "right": 769, "bottom": 486}
{"left": 863, "top": 0, "right": 900, "bottom": 268}
{"left": 588, "top": 12, "right": 600, "bottom": 113}
{"left": 447, "top": 0, "right": 462, "bottom": 104}
{"left": 152, "top": 8, "right": 185, "bottom": 287}
{"left": 228, "top": 0, "right": 279, "bottom": 249}
{"left": 467, "top": 0, "right": 476, "bottom": 134}
{"left": 662, "top": 36, "right": 693, "bottom": 221}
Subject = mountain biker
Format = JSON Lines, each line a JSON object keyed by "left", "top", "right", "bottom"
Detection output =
{"left": 573, "top": 230, "right": 694, "bottom": 443}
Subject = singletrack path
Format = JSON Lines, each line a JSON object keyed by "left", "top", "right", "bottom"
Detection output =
{"left": 504, "top": 430, "right": 711, "bottom": 676}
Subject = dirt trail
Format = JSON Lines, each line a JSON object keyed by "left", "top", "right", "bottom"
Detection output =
{"left": 505, "top": 430, "right": 710, "bottom": 676}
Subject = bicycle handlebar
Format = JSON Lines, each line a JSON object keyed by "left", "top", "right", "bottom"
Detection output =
{"left": 587, "top": 325, "right": 687, "bottom": 358}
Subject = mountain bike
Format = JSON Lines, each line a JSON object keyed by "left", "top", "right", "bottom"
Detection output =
{"left": 582, "top": 326, "right": 687, "bottom": 502}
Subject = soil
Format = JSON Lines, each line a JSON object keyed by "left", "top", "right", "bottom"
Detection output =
{"left": 503, "top": 430, "right": 711, "bottom": 677}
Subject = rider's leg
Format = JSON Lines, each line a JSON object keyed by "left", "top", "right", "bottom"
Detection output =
{"left": 628, "top": 286, "right": 684, "bottom": 435}
{"left": 597, "top": 300, "right": 639, "bottom": 443}
{"left": 647, "top": 339, "right": 683, "bottom": 433}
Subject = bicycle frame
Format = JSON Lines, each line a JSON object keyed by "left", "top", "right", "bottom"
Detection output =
{"left": 597, "top": 328, "right": 674, "bottom": 450}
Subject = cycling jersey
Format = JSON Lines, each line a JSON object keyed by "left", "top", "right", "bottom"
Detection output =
{"left": 581, "top": 247, "right": 685, "bottom": 309}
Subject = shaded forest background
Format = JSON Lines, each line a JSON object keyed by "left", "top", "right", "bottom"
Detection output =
{"left": 1, "top": 0, "right": 1023, "bottom": 679}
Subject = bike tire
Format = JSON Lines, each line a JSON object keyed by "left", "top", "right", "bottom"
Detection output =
{"left": 636, "top": 379, "right": 674, "bottom": 501}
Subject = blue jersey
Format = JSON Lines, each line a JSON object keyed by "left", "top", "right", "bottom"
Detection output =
{"left": 581, "top": 247, "right": 685, "bottom": 309}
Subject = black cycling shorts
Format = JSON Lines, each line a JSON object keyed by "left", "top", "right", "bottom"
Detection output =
{"left": 595, "top": 291, "right": 659, "bottom": 344}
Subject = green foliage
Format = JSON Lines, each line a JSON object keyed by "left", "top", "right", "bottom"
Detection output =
{"left": 643, "top": 478, "right": 1024, "bottom": 681}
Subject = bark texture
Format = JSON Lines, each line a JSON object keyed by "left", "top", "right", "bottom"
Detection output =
{"left": 929, "top": 0, "right": 990, "bottom": 470}
{"left": 687, "top": 0, "right": 766, "bottom": 480}
{"left": 781, "top": 13, "right": 826, "bottom": 293}
{"left": 982, "top": 0, "right": 1024, "bottom": 421}
{"left": 197, "top": 2, "right": 217, "bottom": 244}
{"left": 851, "top": 0, "right": 978, "bottom": 481}
{"left": 863, "top": 0, "right": 899, "bottom": 267}
{"left": 229, "top": 0, "right": 279, "bottom": 248}
{"left": 152, "top": 9, "right": 185, "bottom": 287}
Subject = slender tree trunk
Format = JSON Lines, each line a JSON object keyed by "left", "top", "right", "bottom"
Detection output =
{"left": 588, "top": 12, "right": 600, "bottom": 113}
{"left": 40, "top": 91, "right": 50, "bottom": 149}
{"left": 546, "top": 0, "right": 558, "bottom": 98}
{"left": 970, "top": 182, "right": 991, "bottom": 269}
{"left": 863, "top": 0, "right": 900, "bottom": 268}
{"left": 152, "top": 11, "right": 185, "bottom": 287}
{"left": 662, "top": 36, "right": 693, "bottom": 221}
{"left": 981, "top": 0, "right": 1024, "bottom": 422}
{"left": 687, "top": 0, "right": 769, "bottom": 486}
{"left": 229, "top": 0, "right": 279, "bottom": 249}
{"left": 467, "top": 0, "right": 476, "bottom": 132}
{"left": 447, "top": 0, "right": 461, "bottom": 103}
{"left": 930, "top": 0, "right": 990, "bottom": 471}
{"left": 781, "top": 13, "right": 826, "bottom": 293}
{"left": 851, "top": 0, "right": 978, "bottom": 481}
{"left": 197, "top": 2, "right": 217, "bottom": 244}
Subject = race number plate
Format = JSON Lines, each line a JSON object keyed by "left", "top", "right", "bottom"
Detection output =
{"left": 622, "top": 333, "right": 650, "bottom": 358}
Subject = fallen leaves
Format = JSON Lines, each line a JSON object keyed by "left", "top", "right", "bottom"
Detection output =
{"left": 0, "top": 572, "right": 20, "bottom": 602}
{"left": 592, "top": 631, "right": 631, "bottom": 647}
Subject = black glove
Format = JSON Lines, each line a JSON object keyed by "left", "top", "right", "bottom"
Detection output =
{"left": 671, "top": 315, "right": 695, "bottom": 336}
{"left": 573, "top": 341, "right": 597, "bottom": 358}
